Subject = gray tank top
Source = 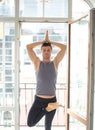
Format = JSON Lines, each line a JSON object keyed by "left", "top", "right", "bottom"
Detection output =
{"left": 36, "top": 61, "right": 57, "bottom": 96}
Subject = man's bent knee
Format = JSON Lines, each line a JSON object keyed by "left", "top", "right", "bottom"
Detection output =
{"left": 27, "top": 120, "right": 36, "bottom": 127}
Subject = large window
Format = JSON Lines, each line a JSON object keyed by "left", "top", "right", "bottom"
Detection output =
{"left": 0, "top": 22, "right": 15, "bottom": 129}
{"left": 19, "top": 0, "right": 68, "bottom": 18}
{"left": 0, "top": 0, "right": 15, "bottom": 17}
{"left": 19, "top": 23, "right": 67, "bottom": 127}
{"left": 67, "top": 14, "right": 90, "bottom": 130}
{"left": 0, "top": 0, "right": 93, "bottom": 130}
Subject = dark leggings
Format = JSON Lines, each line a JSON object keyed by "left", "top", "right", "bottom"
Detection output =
{"left": 27, "top": 95, "right": 57, "bottom": 130}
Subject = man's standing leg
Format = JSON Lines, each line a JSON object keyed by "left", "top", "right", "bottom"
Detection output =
{"left": 45, "top": 109, "right": 56, "bottom": 130}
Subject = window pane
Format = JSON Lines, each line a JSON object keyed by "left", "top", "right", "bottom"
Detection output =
{"left": 0, "top": 42, "right": 3, "bottom": 48}
{"left": 0, "top": 0, "right": 15, "bottom": 17}
{"left": 5, "top": 42, "right": 12, "bottom": 48}
{"left": 69, "top": 16, "right": 89, "bottom": 118}
{"left": 5, "top": 56, "right": 12, "bottom": 62}
{"left": 0, "top": 23, "right": 15, "bottom": 107}
{"left": 19, "top": 0, "right": 68, "bottom": 18}
{"left": 5, "top": 69, "right": 12, "bottom": 75}
{"left": 69, "top": 116, "right": 86, "bottom": 130}
{"left": 5, "top": 49, "right": 12, "bottom": 55}
{"left": 20, "top": 22, "right": 67, "bottom": 126}
{"left": 72, "top": 0, "right": 90, "bottom": 18}
{"left": 5, "top": 76, "right": 12, "bottom": 82}
{"left": 0, "top": 23, "right": 15, "bottom": 129}
{"left": 0, "top": 110, "right": 15, "bottom": 128}
{"left": 0, "top": 49, "right": 2, "bottom": 55}
{"left": 19, "top": 0, "right": 43, "bottom": 17}
{"left": 45, "top": 0, "right": 68, "bottom": 18}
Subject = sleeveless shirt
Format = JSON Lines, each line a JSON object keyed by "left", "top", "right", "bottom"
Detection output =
{"left": 35, "top": 61, "right": 57, "bottom": 96}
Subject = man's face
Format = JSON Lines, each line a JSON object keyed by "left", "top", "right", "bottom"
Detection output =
{"left": 41, "top": 46, "right": 52, "bottom": 60}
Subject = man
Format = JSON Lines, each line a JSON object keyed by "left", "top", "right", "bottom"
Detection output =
{"left": 26, "top": 30, "right": 66, "bottom": 130}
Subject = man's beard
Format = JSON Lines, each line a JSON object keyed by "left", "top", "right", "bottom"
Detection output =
{"left": 43, "top": 55, "right": 50, "bottom": 59}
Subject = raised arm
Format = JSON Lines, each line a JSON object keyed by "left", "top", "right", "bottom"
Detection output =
{"left": 51, "top": 41, "right": 66, "bottom": 68}
{"left": 26, "top": 41, "right": 44, "bottom": 63}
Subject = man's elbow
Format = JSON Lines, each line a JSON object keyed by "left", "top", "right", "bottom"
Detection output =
{"left": 62, "top": 44, "right": 67, "bottom": 51}
{"left": 26, "top": 44, "right": 31, "bottom": 51}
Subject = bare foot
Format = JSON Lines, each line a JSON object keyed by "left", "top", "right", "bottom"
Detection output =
{"left": 46, "top": 102, "right": 64, "bottom": 112}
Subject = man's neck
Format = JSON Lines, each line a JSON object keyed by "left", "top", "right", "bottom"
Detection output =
{"left": 43, "top": 59, "right": 50, "bottom": 63}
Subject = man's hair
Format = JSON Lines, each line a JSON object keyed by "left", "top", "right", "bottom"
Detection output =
{"left": 41, "top": 42, "right": 52, "bottom": 50}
